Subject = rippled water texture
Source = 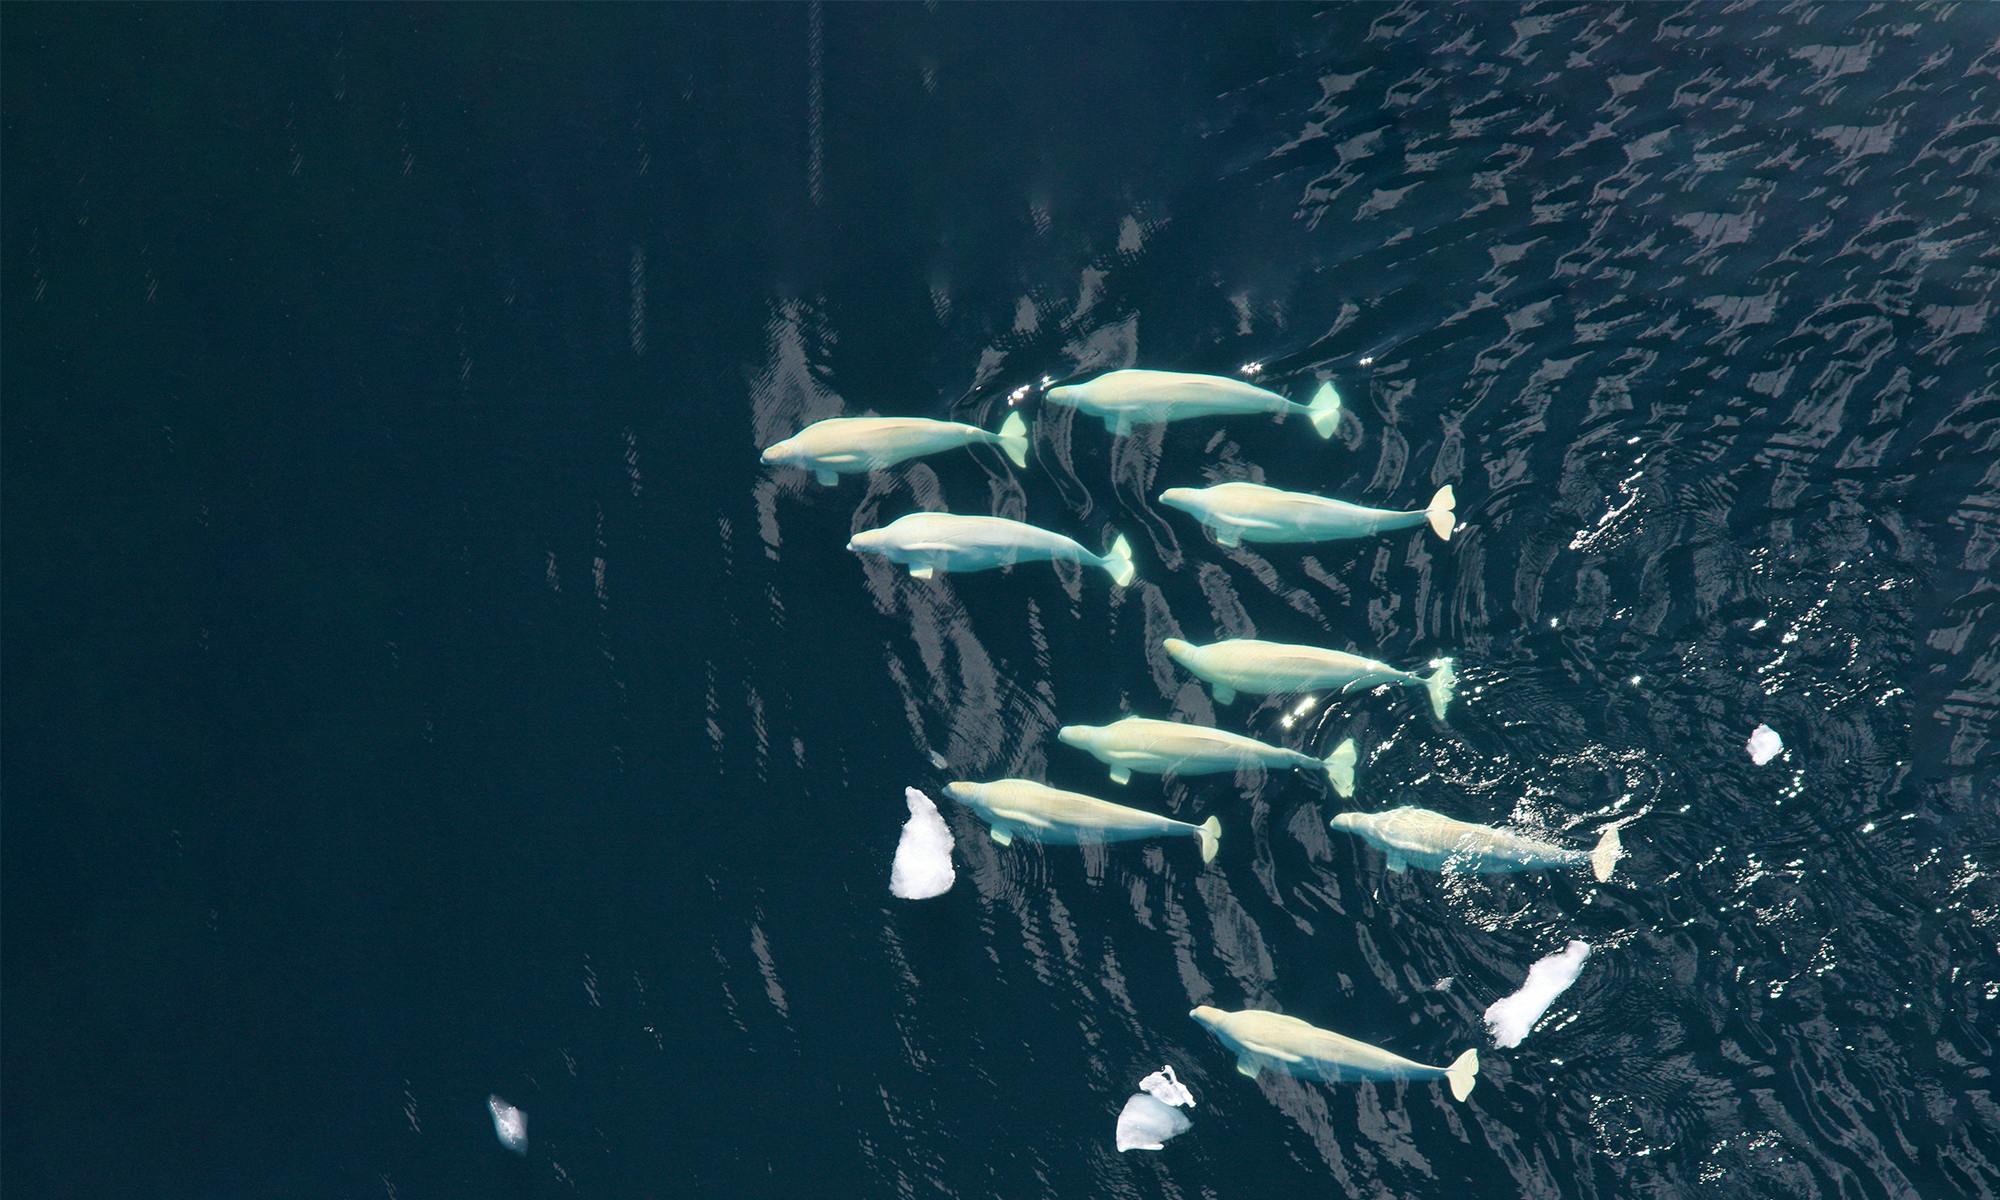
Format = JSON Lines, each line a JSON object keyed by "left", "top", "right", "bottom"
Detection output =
{"left": 5, "top": 4, "right": 1997, "bottom": 1197}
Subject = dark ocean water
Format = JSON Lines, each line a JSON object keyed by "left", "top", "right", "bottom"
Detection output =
{"left": 5, "top": 4, "right": 1999, "bottom": 1197}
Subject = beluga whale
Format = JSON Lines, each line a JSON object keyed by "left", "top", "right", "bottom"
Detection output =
{"left": 942, "top": 779, "right": 1220, "bottom": 862}
{"left": 1159, "top": 482, "right": 1456, "bottom": 547}
{"left": 1189, "top": 1006, "right": 1479, "bottom": 1100}
{"left": 1044, "top": 370, "right": 1342, "bottom": 439}
{"left": 761, "top": 412, "right": 1029, "bottom": 485}
{"left": 848, "top": 513, "right": 1135, "bottom": 585}
{"left": 1163, "top": 637, "right": 1457, "bottom": 719}
{"left": 1328, "top": 806, "right": 1624, "bottom": 881}
{"left": 1058, "top": 716, "right": 1357, "bottom": 795}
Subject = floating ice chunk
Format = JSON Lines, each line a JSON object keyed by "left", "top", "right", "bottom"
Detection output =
{"left": 1117, "top": 1065, "right": 1194, "bottom": 1152}
{"left": 1137, "top": 1064, "right": 1195, "bottom": 1108}
{"left": 487, "top": 1094, "right": 527, "bottom": 1155}
{"left": 1116, "top": 1095, "right": 1191, "bottom": 1152}
{"left": 1484, "top": 940, "right": 1591, "bottom": 1049}
{"left": 1747, "top": 725, "right": 1783, "bottom": 765}
{"left": 890, "top": 787, "right": 956, "bottom": 899}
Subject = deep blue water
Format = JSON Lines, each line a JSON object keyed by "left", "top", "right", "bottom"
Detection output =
{"left": 5, "top": 4, "right": 1998, "bottom": 1197}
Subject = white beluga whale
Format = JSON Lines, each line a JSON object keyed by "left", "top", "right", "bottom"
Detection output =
{"left": 848, "top": 512, "right": 1135, "bottom": 585}
{"left": 1044, "top": 370, "right": 1342, "bottom": 438}
{"left": 761, "top": 412, "right": 1029, "bottom": 485}
{"left": 1058, "top": 715, "right": 1357, "bottom": 795}
{"left": 941, "top": 779, "right": 1220, "bottom": 862}
{"left": 1159, "top": 481, "right": 1456, "bottom": 547}
{"left": 1328, "top": 806, "right": 1624, "bottom": 882}
{"left": 1162, "top": 637, "right": 1457, "bottom": 719}
{"left": 1189, "top": 1006, "right": 1479, "bottom": 1101}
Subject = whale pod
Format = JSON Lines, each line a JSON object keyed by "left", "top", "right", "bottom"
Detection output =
{"left": 849, "top": 512, "right": 1134, "bottom": 585}
{"left": 1159, "top": 481, "right": 1455, "bottom": 546}
{"left": 1045, "top": 370, "right": 1342, "bottom": 438}
{"left": 942, "top": 778, "right": 1219, "bottom": 862}
{"left": 762, "top": 412, "right": 1029, "bottom": 484}
{"left": 1190, "top": 1005, "right": 1478, "bottom": 1100}
{"left": 1329, "top": 805, "right": 1624, "bottom": 881}
{"left": 1163, "top": 636, "right": 1457, "bottom": 719}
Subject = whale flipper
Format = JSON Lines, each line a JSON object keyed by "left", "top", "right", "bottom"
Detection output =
{"left": 1215, "top": 525, "right": 1243, "bottom": 548}
{"left": 989, "top": 826, "right": 1013, "bottom": 846}
{"left": 814, "top": 469, "right": 838, "bottom": 486}
{"left": 1235, "top": 1056, "right": 1261, "bottom": 1078}
{"left": 909, "top": 564, "right": 935, "bottom": 579}
{"left": 1212, "top": 684, "right": 1237, "bottom": 704}
{"left": 1385, "top": 851, "right": 1408, "bottom": 873}
{"left": 1109, "top": 766, "right": 1132, "bottom": 785}
{"left": 1105, "top": 413, "right": 1133, "bottom": 436}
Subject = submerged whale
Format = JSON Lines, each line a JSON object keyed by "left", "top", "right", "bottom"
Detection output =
{"left": 1329, "top": 805, "right": 1624, "bottom": 882}
{"left": 1189, "top": 1005, "right": 1479, "bottom": 1100}
{"left": 1163, "top": 637, "right": 1457, "bottom": 719}
{"left": 1058, "top": 715, "right": 1357, "bottom": 795}
{"left": 849, "top": 513, "right": 1135, "bottom": 585}
{"left": 942, "top": 778, "right": 1220, "bottom": 862}
{"left": 1045, "top": 371, "right": 1342, "bottom": 438}
{"left": 762, "top": 412, "right": 1030, "bottom": 484}
{"left": 1159, "top": 482, "right": 1456, "bottom": 546}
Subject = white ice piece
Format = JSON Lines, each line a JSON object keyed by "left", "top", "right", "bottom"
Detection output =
{"left": 487, "top": 1094, "right": 527, "bottom": 1155}
{"left": 1748, "top": 724, "right": 1783, "bottom": 765}
{"left": 1484, "top": 940, "right": 1591, "bottom": 1049}
{"left": 1116, "top": 1065, "right": 1195, "bottom": 1152}
{"left": 1137, "top": 1064, "right": 1195, "bottom": 1108}
{"left": 890, "top": 787, "right": 956, "bottom": 899}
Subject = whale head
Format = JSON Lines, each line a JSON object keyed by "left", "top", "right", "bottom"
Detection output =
{"left": 1055, "top": 724, "right": 1101, "bottom": 750}
{"left": 759, "top": 437, "right": 800, "bottom": 466}
{"left": 1044, "top": 383, "right": 1083, "bottom": 408}
{"left": 941, "top": 781, "right": 980, "bottom": 803}
{"left": 1327, "top": 811, "right": 1371, "bottom": 835}
{"left": 1188, "top": 1005, "right": 1228, "bottom": 1030}
{"left": 846, "top": 527, "right": 889, "bottom": 555}
{"left": 1157, "top": 487, "right": 1203, "bottom": 513}
{"left": 1162, "top": 637, "right": 1200, "bottom": 668}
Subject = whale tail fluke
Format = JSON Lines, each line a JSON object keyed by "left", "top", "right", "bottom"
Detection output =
{"left": 1196, "top": 816, "right": 1221, "bottom": 864}
{"left": 1425, "top": 658, "right": 1458, "bottom": 721}
{"left": 998, "top": 411, "right": 1031, "bottom": 468}
{"left": 1445, "top": 1049, "right": 1479, "bottom": 1101}
{"left": 1306, "top": 380, "right": 1343, "bottom": 440}
{"left": 1590, "top": 823, "right": 1624, "bottom": 883}
{"left": 1326, "top": 737, "right": 1357, "bottom": 798}
{"left": 1426, "top": 485, "right": 1457, "bottom": 541}
{"left": 1102, "top": 534, "right": 1137, "bottom": 587}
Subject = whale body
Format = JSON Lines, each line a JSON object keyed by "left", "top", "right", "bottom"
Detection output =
{"left": 1045, "top": 370, "right": 1342, "bottom": 438}
{"left": 1163, "top": 637, "right": 1457, "bottom": 719}
{"left": 1189, "top": 1005, "right": 1479, "bottom": 1100}
{"left": 942, "top": 778, "right": 1220, "bottom": 862}
{"left": 849, "top": 513, "right": 1135, "bottom": 584}
{"left": 1159, "top": 482, "right": 1456, "bottom": 546}
{"left": 1329, "top": 805, "right": 1623, "bottom": 882}
{"left": 1058, "top": 715, "right": 1356, "bottom": 795}
{"left": 762, "top": 412, "right": 1029, "bottom": 484}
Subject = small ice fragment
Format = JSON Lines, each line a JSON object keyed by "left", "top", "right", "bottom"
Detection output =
{"left": 1116, "top": 1095, "right": 1191, "bottom": 1152}
{"left": 1117, "top": 1065, "right": 1195, "bottom": 1151}
{"left": 890, "top": 787, "right": 956, "bottom": 899}
{"left": 1748, "top": 725, "right": 1783, "bottom": 766}
{"left": 487, "top": 1094, "right": 527, "bottom": 1155}
{"left": 1137, "top": 1064, "right": 1195, "bottom": 1108}
{"left": 1484, "top": 940, "right": 1591, "bottom": 1049}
